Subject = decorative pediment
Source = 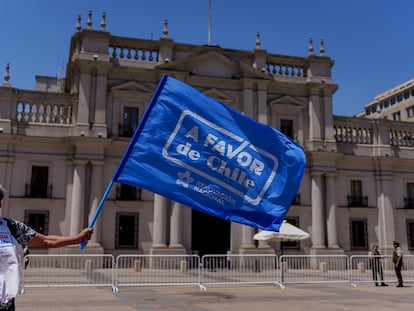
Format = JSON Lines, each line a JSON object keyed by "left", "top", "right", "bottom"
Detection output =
{"left": 158, "top": 51, "right": 238, "bottom": 78}
{"left": 203, "top": 88, "right": 234, "bottom": 105}
{"left": 269, "top": 95, "right": 306, "bottom": 110}
{"left": 110, "top": 80, "right": 153, "bottom": 93}
{"left": 157, "top": 50, "right": 272, "bottom": 80}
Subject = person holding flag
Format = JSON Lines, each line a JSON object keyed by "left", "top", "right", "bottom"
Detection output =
{"left": 0, "top": 185, "right": 93, "bottom": 311}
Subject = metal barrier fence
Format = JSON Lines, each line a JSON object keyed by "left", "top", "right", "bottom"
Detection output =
{"left": 22, "top": 254, "right": 115, "bottom": 291}
{"left": 280, "top": 255, "right": 349, "bottom": 285}
{"left": 201, "top": 254, "right": 279, "bottom": 287}
{"left": 21, "top": 254, "right": 414, "bottom": 291}
{"left": 115, "top": 254, "right": 201, "bottom": 289}
{"left": 349, "top": 255, "right": 414, "bottom": 286}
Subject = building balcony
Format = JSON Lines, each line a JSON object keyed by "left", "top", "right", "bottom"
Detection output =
{"left": 404, "top": 198, "right": 414, "bottom": 209}
{"left": 116, "top": 186, "right": 141, "bottom": 201}
{"left": 347, "top": 196, "right": 368, "bottom": 207}
{"left": 118, "top": 124, "right": 135, "bottom": 138}
{"left": 25, "top": 183, "right": 53, "bottom": 199}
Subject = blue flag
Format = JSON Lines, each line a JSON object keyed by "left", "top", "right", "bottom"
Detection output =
{"left": 113, "top": 75, "right": 306, "bottom": 232}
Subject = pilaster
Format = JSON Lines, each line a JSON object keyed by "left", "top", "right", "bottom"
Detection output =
{"left": 151, "top": 194, "right": 168, "bottom": 251}
{"left": 325, "top": 172, "right": 340, "bottom": 249}
{"left": 310, "top": 171, "right": 325, "bottom": 249}
{"left": 170, "top": 201, "right": 185, "bottom": 252}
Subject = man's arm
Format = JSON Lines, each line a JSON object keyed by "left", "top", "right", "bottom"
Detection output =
{"left": 27, "top": 228, "right": 94, "bottom": 248}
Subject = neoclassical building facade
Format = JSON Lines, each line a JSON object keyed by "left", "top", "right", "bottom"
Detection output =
{"left": 0, "top": 12, "right": 413, "bottom": 256}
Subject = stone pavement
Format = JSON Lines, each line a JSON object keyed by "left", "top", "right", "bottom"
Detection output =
{"left": 16, "top": 283, "right": 414, "bottom": 311}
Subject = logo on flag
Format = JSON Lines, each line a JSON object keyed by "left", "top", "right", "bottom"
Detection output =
{"left": 163, "top": 110, "right": 278, "bottom": 206}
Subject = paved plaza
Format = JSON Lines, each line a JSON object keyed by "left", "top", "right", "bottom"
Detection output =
{"left": 16, "top": 283, "right": 414, "bottom": 310}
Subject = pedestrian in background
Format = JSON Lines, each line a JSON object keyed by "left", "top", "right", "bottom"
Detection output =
{"left": 393, "top": 241, "right": 404, "bottom": 287}
{"left": 368, "top": 244, "right": 387, "bottom": 286}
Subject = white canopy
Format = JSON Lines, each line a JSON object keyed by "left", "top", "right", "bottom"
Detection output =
{"left": 253, "top": 220, "right": 310, "bottom": 242}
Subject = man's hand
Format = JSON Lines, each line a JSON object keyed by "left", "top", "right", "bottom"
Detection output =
{"left": 80, "top": 228, "right": 94, "bottom": 242}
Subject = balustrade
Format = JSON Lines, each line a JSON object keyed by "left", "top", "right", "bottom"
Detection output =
{"left": 265, "top": 55, "right": 306, "bottom": 78}
{"left": 333, "top": 123, "right": 373, "bottom": 144}
{"left": 333, "top": 117, "right": 414, "bottom": 160}
{"left": 109, "top": 46, "right": 158, "bottom": 62}
{"left": 266, "top": 62, "right": 306, "bottom": 77}
{"left": 16, "top": 101, "right": 72, "bottom": 124}
{"left": 390, "top": 129, "right": 414, "bottom": 147}
{"left": 108, "top": 37, "right": 159, "bottom": 63}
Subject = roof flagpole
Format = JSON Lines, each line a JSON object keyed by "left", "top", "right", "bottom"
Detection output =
{"left": 208, "top": 0, "right": 211, "bottom": 45}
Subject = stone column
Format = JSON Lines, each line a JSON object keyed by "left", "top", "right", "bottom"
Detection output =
{"left": 241, "top": 80, "right": 254, "bottom": 117}
{"left": 257, "top": 231, "right": 272, "bottom": 251}
{"left": 308, "top": 93, "right": 322, "bottom": 140}
{"left": 70, "top": 160, "right": 87, "bottom": 235}
{"left": 64, "top": 161, "right": 74, "bottom": 234}
{"left": 0, "top": 158, "right": 12, "bottom": 217}
{"left": 258, "top": 240, "right": 267, "bottom": 248}
{"left": 323, "top": 94, "right": 334, "bottom": 141}
{"left": 297, "top": 109, "right": 305, "bottom": 143}
{"left": 170, "top": 201, "right": 185, "bottom": 249}
{"left": 77, "top": 72, "right": 91, "bottom": 125}
{"left": 240, "top": 225, "right": 256, "bottom": 253}
{"left": 88, "top": 69, "right": 97, "bottom": 126}
{"left": 325, "top": 172, "right": 339, "bottom": 248}
{"left": 88, "top": 160, "right": 104, "bottom": 245}
{"left": 152, "top": 194, "right": 168, "bottom": 248}
{"left": 376, "top": 175, "right": 396, "bottom": 248}
{"left": 257, "top": 82, "right": 268, "bottom": 124}
{"left": 93, "top": 71, "right": 108, "bottom": 136}
{"left": 94, "top": 74, "right": 106, "bottom": 124}
{"left": 311, "top": 172, "right": 325, "bottom": 249}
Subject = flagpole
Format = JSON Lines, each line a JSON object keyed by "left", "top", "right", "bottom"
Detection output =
{"left": 79, "top": 179, "right": 115, "bottom": 249}
{"left": 208, "top": 0, "right": 211, "bottom": 45}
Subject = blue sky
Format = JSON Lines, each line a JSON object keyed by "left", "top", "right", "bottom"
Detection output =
{"left": 1, "top": 0, "right": 413, "bottom": 116}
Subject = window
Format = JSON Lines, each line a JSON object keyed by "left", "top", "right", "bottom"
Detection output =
{"left": 280, "top": 119, "right": 294, "bottom": 139}
{"left": 25, "top": 210, "right": 49, "bottom": 234}
{"left": 406, "top": 106, "right": 414, "bottom": 118}
{"left": 350, "top": 218, "right": 368, "bottom": 249}
{"left": 404, "top": 91, "right": 410, "bottom": 99}
{"left": 351, "top": 179, "right": 362, "bottom": 197}
{"left": 397, "top": 94, "right": 403, "bottom": 102}
{"left": 405, "top": 183, "right": 414, "bottom": 209}
{"left": 407, "top": 219, "right": 414, "bottom": 250}
{"left": 116, "top": 184, "right": 141, "bottom": 201}
{"left": 26, "top": 166, "right": 50, "bottom": 198}
{"left": 383, "top": 100, "right": 389, "bottom": 108}
{"left": 393, "top": 111, "right": 401, "bottom": 121}
{"left": 120, "top": 107, "right": 139, "bottom": 137}
{"left": 115, "top": 212, "right": 139, "bottom": 249}
{"left": 291, "top": 193, "right": 301, "bottom": 205}
{"left": 281, "top": 217, "right": 300, "bottom": 250}
{"left": 348, "top": 179, "right": 368, "bottom": 207}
